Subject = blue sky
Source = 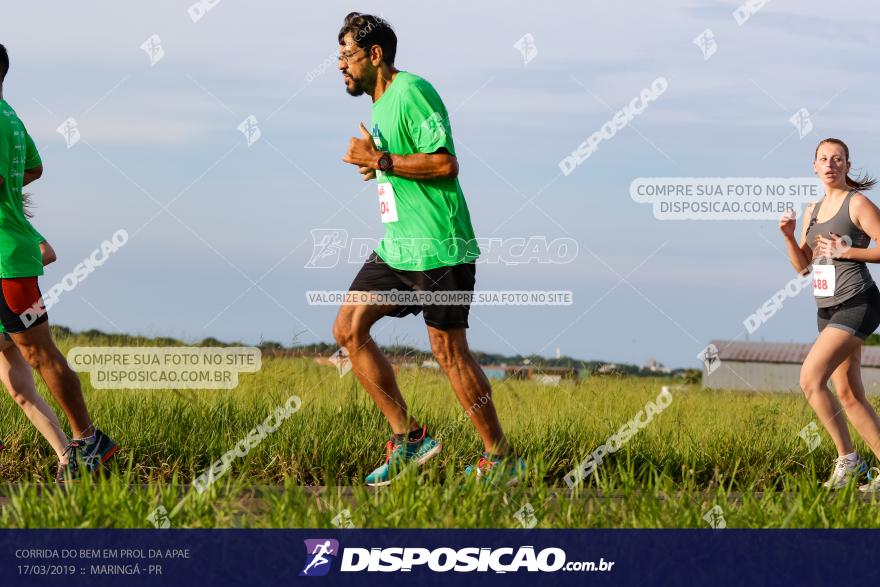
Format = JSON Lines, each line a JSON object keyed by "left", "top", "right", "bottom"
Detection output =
{"left": 2, "top": 1, "right": 878, "bottom": 368}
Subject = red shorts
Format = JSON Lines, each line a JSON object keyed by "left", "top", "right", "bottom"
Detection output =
{"left": 0, "top": 277, "right": 48, "bottom": 333}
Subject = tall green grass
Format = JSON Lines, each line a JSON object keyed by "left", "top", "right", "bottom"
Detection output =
{"left": 2, "top": 328, "right": 879, "bottom": 527}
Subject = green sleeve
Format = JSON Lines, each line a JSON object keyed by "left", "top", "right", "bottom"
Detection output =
{"left": 24, "top": 132, "right": 42, "bottom": 170}
{"left": 0, "top": 117, "right": 11, "bottom": 180}
{"left": 23, "top": 132, "right": 45, "bottom": 243}
{"left": 403, "top": 81, "right": 456, "bottom": 156}
{"left": 27, "top": 222, "right": 45, "bottom": 244}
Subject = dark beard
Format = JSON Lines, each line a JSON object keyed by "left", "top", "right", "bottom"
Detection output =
{"left": 345, "top": 73, "right": 373, "bottom": 97}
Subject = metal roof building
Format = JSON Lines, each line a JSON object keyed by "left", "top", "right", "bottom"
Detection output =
{"left": 703, "top": 340, "right": 880, "bottom": 394}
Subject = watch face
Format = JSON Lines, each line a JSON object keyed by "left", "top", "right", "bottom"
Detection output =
{"left": 379, "top": 153, "right": 392, "bottom": 171}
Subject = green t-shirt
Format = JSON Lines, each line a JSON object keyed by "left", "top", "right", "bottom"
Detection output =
{"left": 0, "top": 224, "right": 44, "bottom": 335}
{"left": 0, "top": 100, "right": 45, "bottom": 278}
{"left": 370, "top": 72, "right": 480, "bottom": 271}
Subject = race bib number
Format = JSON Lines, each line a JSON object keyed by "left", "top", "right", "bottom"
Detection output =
{"left": 378, "top": 182, "right": 398, "bottom": 223}
{"left": 813, "top": 264, "right": 835, "bottom": 297}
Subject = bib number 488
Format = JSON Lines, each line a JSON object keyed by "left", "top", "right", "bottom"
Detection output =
{"left": 812, "top": 264, "right": 835, "bottom": 297}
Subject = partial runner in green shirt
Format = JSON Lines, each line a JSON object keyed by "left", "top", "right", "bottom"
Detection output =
{"left": 0, "top": 99, "right": 46, "bottom": 278}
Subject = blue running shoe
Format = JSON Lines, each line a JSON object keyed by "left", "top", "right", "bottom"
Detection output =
{"left": 465, "top": 453, "right": 527, "bottom": 487}
{"left": 55, "top": 428, "right": 119, "bottom": 483}
{"left": 365, "top": 426, "right": 442, "bottom": 487}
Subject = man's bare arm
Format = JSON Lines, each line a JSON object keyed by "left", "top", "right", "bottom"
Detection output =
{"left": 343, "top": 122, "right": 458, "bottom": 180}
{"left": 23, "top": 164, "right": 43, "bottom": 187}
{"left": 385, "top": 151, "right": 458, "bottom": 180}
{"left": 40, "top": 241, "right": 57, "bottom": 265}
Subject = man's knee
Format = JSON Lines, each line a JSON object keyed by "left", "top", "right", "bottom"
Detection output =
{"left": 16, "top": 343, "right": 44, "bottom": 369}
{"left": 333, "top": 312, "right": 370, "bottom": 350}
{"left": 16, "top": 341, "right": 62, "bottom": 372}
{"left": 430, "top": 330, "right": 466, "bottom": 370}
{"left": 332, "top": 315, "right": 349, "bottom": 348}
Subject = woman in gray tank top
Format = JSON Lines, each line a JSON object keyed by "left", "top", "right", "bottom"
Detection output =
{"left": 780, "top": 137, "right": 880, "bottom": 492}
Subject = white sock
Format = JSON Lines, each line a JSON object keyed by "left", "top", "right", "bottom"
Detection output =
{"left": 843, "top": 451, "right": 859, "bottom": 462}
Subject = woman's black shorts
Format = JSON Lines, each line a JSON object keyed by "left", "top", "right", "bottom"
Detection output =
{"left": 817, "top": 284, "right": 880, "bottom": 340}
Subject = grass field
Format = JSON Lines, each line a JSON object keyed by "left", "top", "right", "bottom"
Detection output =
{"left": 3, "top": 328, "right": 880, "bottom": 528}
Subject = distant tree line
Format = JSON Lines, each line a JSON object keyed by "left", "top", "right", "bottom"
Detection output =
{"left": 50, "top": 325, "right": 689, "bottom": 377}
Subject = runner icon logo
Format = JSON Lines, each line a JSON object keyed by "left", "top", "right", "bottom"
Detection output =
{"left": 789, "top": 108, "right": 813, "bottom": 139}
{"left": 420, "top": 112, "right": 448, "bottom": 143}
{"left": 798, "top": 421, "right": 822, "bottom": 454}
{"left": 306, "top": 229, "right": 349, "bottom": 269}
{"left": 147, "top": 506, "right": 171, "bottom": 529}
{"left": 513, "top": 503, "right": 538, "bottom": 528}
{"left": 237, "top": 115, "right": 261, "bottom": 147}
{"left": 56, "top": 117, "right": 80, "bottom": 149}
{"left": 693, "top": 29, "right": 717, "bottom": 61}
{"left": 513, "top": 33, "right": 538, "bottom": 65}
{"left": 300, "top": 539, "right": 339, "bottom": 577}
{"left": 697, "top": 344, "right": 722, "bottom": 375}
{"left": 329, "top": 348, "right": 352, "bottom": 377}
{"left": 140, "top": 34, "right": 165, "bottom": 66}
{"left": 702, "top": 505, "right": 727, "bottom": 529}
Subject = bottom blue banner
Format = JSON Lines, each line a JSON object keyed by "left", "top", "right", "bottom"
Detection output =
{"left": 0, "top": 529, "right": 870, "bottom": 586}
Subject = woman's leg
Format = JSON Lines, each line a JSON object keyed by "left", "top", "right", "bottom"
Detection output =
{"left": 0, "top": 338, "right": 69, "bottom": 462}
{"left": 831, "top": 347, "right": 880, "bottom": 459}
{"left": 799, "top": 327, "right": 864, "bottom": 455}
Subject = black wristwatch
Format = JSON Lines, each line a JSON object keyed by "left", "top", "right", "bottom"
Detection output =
{"left": 377, "top": 151, "right": 393, "bottom": 173}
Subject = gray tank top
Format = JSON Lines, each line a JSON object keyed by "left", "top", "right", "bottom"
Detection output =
{"left": 805, "top": 189, "right": 874, "bottom": 308}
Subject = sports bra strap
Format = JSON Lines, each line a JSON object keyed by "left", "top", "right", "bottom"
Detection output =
{"left": 809, "top": 189, "right": 857, "bottom": 225}
{"left": 809, "top": 199, "right": 822, "bottom": 225}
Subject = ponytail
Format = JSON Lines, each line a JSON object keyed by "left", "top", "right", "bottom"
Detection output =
{"left": 22, "top": 192, "right": 33, "bottom": 218}
{"left": 846, "top": 171, "right": 877, "bottom": 191}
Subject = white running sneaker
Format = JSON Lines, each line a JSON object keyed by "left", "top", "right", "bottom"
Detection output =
{"left": 859, "top": 468, "right": 880, "bottom": 493}
{"left": 823, "top": 456, "right": 868, "bottom": 489}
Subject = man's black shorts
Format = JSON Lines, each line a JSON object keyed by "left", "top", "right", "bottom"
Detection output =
{"left": 348, "top": 252, "right": 476, "bottom": 330}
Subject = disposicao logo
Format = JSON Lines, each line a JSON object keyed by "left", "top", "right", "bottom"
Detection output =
{"left": 300, "top": 539, "right": 339, "bottom": 577}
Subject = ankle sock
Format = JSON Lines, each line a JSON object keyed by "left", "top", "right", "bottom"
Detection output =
{"left": 392, "top": 427, "right": 425, "bottom": 444}
{"left": 485, "top": 452, "right": 510, "bottom": 462}
{"left": 75, "top": 433, "right": 97, "bottom": 446}
{"left": 843, "top": 451, "right": 859, "bottom": 462}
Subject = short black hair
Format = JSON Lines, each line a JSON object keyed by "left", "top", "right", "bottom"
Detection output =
{"left": 0, "top": 44, "right": 8, "bottom": 84}
{"left": 338, "top": 12, "right": 397, "bottom": 65}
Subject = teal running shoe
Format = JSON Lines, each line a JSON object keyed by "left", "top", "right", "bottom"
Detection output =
{"left": 365, "top": 426, "right": 442, "bottom": 487}
{"left": 465, "top": 452, "right": 527, "bottom": 487}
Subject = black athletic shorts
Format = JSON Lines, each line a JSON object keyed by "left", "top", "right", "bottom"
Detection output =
{"left": 817, "top": 284, "right": 880, "bottom": 340}
{"left": 348, "top": 252, "right": 476, "bottom": 330}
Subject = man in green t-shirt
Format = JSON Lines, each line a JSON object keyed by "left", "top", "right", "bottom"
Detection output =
{"left": 0, "top": 44, "right": 117, "bottom": 481}
{"left": 333, "top": 13, "right": 524, "bottom": 486}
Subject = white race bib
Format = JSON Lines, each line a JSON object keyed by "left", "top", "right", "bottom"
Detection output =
{"left": 813, "top": 264, "right": 836, "bottom": 297}
{"left": 378, "top": 182, "right": 398, "bottom": 223}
